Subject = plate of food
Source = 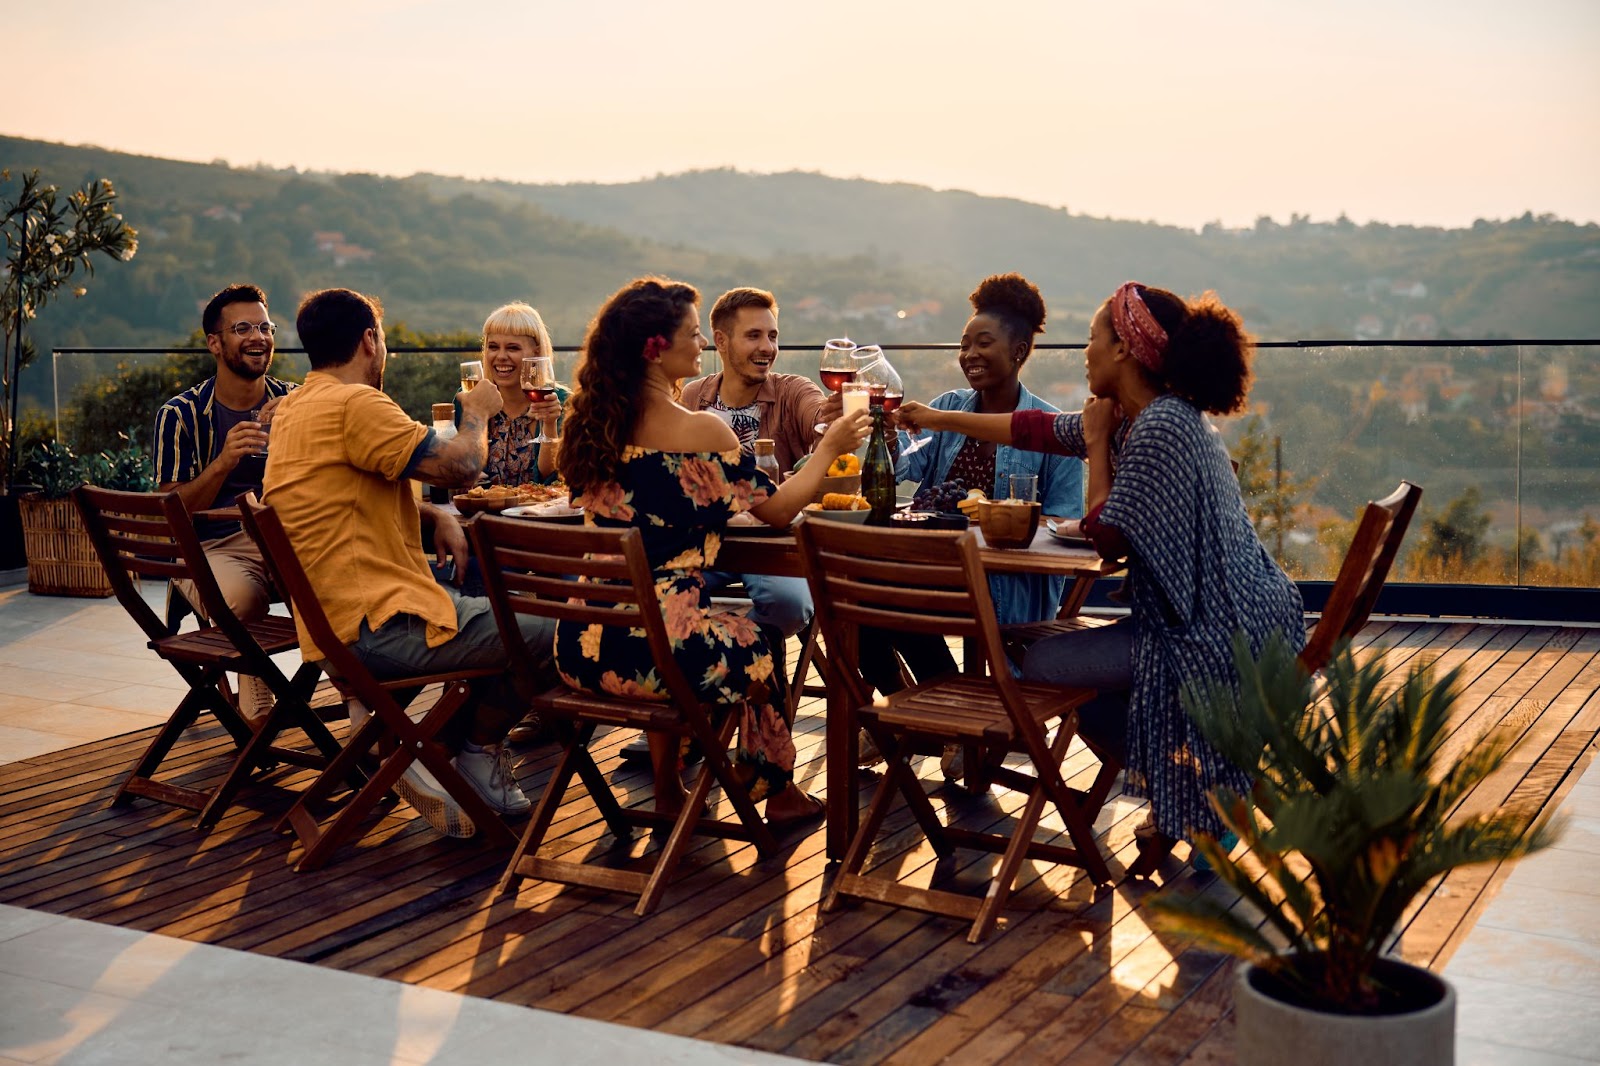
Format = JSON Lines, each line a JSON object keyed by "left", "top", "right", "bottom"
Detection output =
{"left": 803, "top": 494, "right": 872, "bottom": 524}
{"left": 502, "top": 497, "right": 585, "bottom": 521}
{"left": 455, "top": 481, "right": 570, "bottom": 515}
{"left": 1045, "top": 518, "right": 1092, "bottom": 547}
{"left": 453, "top": 486, "right": 527, "bottom": 514}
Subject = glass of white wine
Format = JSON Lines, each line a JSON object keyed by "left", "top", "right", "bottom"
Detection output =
{"left": 459, "top": 360, "right": 485, "bottom": 395}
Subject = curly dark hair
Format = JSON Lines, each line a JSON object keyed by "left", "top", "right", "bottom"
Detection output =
{"left": 202, "top": 283, "right": 269, "bottom": 335}
{"left": 560, "top": 277, "right": 700, "bottom": 494}
{"left": 1115, "top": 284, "right": 1254, "bottom": 415}
{"left": 969, "top": 272, "right": 1046, "bottom": 355}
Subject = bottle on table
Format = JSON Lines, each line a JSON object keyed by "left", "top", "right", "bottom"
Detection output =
{"left": 427, "top": 402, "right": 457, "bottom": 504}
{"left": 862, "top": 408, "right": 894, "bottom": 526}
{"left": 753, "top": 438, "right": 781, "bottom": 484}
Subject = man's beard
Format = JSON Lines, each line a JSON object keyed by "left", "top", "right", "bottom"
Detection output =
{"left": 222, "top": 344, "right": 271, "bottom": 381}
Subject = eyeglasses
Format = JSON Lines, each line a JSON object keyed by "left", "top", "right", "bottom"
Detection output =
{"left": 215, "top": 321, "right": 277, "bottom": 338}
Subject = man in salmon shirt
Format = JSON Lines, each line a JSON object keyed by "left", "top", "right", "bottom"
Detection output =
{"left": 263, "top": 287, "right": 553, "bottom": 839}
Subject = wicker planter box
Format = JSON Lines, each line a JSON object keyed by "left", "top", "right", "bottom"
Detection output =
{"left": 19, "top": 494, "right": 113, "bottom": 597}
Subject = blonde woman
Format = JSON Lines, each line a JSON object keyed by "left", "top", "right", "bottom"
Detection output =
{"left": 480, "top": 301, "right": 566, "bottom": 486}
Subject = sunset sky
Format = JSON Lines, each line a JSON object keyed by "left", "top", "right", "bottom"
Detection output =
{"left": 8, "top": 0, "right": 1598, "bottom": 230}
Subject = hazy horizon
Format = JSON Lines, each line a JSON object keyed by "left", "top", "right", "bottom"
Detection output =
{"left": 7, "top": 0, "right": 1599, "bottom": 230}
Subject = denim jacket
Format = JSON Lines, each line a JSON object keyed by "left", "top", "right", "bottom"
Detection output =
{"left": 896, "top": 385, "right": 1086, "bottom": 624}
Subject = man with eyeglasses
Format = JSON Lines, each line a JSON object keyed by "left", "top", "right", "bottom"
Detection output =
{"left": 153, "top": 283, "right": 296, "bottom": 722}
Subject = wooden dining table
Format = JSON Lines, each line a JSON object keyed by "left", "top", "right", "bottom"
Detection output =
{"left": 719, "top": 520, "right": 1121, "bottom": 860}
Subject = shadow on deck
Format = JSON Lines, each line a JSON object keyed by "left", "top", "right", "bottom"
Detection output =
{"left": 1, "top": 620, "right": 1595, "bottom": 1064}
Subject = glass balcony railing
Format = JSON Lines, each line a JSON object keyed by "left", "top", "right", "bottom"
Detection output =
{"left": 44, "top": 338, "right": 1600, "bottom": 607}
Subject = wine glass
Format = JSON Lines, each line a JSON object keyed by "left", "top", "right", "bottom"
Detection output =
{"left": 853, "top": 347, "right": 903, "bottom": 414}
{"left": 819, "top": 338, "right": 857, "bottom": 394}
{"left": 520, "top": 356, "right": 560, "bottom": 444}
{"left": 459, "top": 360, "right": 484, "bottom": 395}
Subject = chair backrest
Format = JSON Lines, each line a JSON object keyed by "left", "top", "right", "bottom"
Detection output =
{"left": 1300, "top": 480, "right": 1423, "bottom": 674}
{"left": 237, "top": 494, "right": 372, "bottom": 691}
{"left": 74, "top": 486, "right": 248, "bottom": 650}
{"left": 470, "top": 516, "right": 704, "bottom": 712}
{"left": 795, "top": 520, "right": 1039, "bottom": 727}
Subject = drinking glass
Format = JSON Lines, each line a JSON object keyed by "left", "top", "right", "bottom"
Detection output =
{"left": 852, "top": 347, "right": 904, "bottom": 414}
{"left": 819, "top": 338, "right": 857, "bottom": 394}
{"left": 459, "top": 360, "right": 485, "bottom": 395}
{"left": 520, "top": 356, "right": 560, "bottom": 444}
{"left": 1008, "top": 474, "right": 1038, "bottom": 503}
{"left": 247, "top": 408, "right": 270, "bottom": 458}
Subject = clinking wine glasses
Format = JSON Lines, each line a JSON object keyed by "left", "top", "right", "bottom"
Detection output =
{"left": 520, "top": 355, "right": 561, "bottom": 444}
{"left": 851, "top": 345, "right": 903, "bottom": 413}
{"left": 819, "top": 337, "right": 857, "bottom": 393}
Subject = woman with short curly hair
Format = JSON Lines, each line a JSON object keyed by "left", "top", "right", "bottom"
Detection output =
{"left": 558, "top": 277, "right": 869, "bottom": 829}
{"left": 898, "top": 282, "right": 1303, "bottom": 870}
{"left": 857, "top": 273, "right": 1085, "bottom": 706}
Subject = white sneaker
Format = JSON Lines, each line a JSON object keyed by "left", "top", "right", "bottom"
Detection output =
{"left": 349, "top": 700, "right": 476, "bottom": 838}
{"left": 391, "top": 759, "right": 477, "bottom": 839}
{"left": 236, "top": 674, "right": 275, "bottom": 726}
{"left": 455, "top": 741, "right": 532, "bottom": 815}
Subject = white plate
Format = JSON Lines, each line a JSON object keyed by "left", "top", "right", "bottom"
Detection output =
{"left": 502, "top": 501, "right": 584, "bottom": 520}
{"left": 1045, "top": 519, "right": 1091, "bottom": 547}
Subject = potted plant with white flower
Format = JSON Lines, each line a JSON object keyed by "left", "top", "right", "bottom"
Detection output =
{"left": 1148, "top": 633, "right": 1561, "bottom": 1066}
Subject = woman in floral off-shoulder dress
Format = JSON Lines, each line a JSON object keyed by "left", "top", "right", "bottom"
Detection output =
{"left": 555, "top": 277, "right": 869, "bottom": 828}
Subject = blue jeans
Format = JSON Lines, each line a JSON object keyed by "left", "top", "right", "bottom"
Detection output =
{"left": 1021, "top": 617, "right": 1134, "bottom": 759}
{"left": 701, "top": 570, "right": 813, "bottom": 638}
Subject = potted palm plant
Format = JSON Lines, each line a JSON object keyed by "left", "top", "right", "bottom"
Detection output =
{"left": 1148, "top": 634, "right": 1561, "bottom": 1066}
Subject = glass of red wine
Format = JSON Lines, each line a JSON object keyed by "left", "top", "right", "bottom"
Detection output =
{"left": 853, "top": 346, "right": 903, "bottom": 413}
{"left": 521, "top": 355, "right": 560, "bottom": 444}
{"left": 819, "top": 337, "right": 857, "bottom": 394}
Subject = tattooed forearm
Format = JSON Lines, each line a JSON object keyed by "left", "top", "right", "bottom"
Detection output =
{"left": 415, "top": 417, "right": 489, "bottom": 487}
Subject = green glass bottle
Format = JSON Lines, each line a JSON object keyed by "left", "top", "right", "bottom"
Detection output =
{"left": 862, "top": 407, "right": 894, "bottom": 525}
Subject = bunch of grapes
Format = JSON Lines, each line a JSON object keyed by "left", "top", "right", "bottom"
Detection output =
{"left": 912, "top": 478, "right": 968, "bottom": 514}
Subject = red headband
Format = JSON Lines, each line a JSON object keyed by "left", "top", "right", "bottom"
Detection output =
{"left": 1110, "top": 282, "right": 1168, "bottom": 373}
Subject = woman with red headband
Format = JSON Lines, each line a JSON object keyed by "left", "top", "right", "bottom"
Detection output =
{"left": 897, "top": 282, "right": 1302, "bottom": 873}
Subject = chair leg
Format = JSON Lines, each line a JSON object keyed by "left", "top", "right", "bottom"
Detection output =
{"left": 500, "top": 726, "right": 585, "bottom": 897}
{"left": 971, "top": 778, "right": 1055, "bottom": 942}
{"left": 112, "top": 684, "right": 215, "bottom": 810}
{"left": 824, "top": 726, "right": 908, "bottom": 914}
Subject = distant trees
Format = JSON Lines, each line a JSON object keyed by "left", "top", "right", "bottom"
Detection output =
{"left": 1232, "top": 414, "right": 1315, "bottom": 572}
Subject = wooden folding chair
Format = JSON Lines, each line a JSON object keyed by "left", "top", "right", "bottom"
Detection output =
{"left": 1298, "top": 481, "right": 1422, "bottom": 674}
{"left": 796, "top": 520, "right": 1110, "bottom": 943}
{"left": 73, "top": 486, "right": 344, "bottom": 830}
{"left": 471, "top": 515, "right": 778, "bottom": 916}
{"left": 1122, "top": 479, "right": 1424, "bottom": 877}
{"left": 237, "top": 495, "right": 516, "bottom": 871}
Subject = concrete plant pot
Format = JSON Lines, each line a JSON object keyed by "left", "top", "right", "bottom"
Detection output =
{"left": 1234, "top": 957, "right": 1455, "bottom": 1066}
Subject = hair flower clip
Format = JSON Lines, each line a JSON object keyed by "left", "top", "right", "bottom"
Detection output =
{"left": 642, "top": 334, "right": 668, "bottom": 362}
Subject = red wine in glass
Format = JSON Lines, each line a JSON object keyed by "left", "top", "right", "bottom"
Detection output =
{"left": 877, "top": 391, "right": 903, "bottom": 413}
{"left": 524, "top": 385, "right": 558, "bottom": 403}
{"left": 821, "top": 368, "right": 855, "bottom": 394}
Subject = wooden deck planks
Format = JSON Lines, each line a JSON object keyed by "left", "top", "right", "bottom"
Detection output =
{"left": 0, "top": 621, "right": 1594, "bottom": 1065}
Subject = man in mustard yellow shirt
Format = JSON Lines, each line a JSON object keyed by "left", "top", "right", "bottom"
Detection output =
{"left": 264, "top": 287, "right": 552, "bottom": 839}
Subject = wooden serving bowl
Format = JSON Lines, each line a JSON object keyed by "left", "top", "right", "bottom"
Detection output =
{"left": 975, "top": 499, "right": 1041, "bottom": 549}
{"left": 811, "top": 473, "right": 862, "bottom": 504}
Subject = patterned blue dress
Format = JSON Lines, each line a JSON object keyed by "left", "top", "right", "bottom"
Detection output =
{"left": 1044, "top": 395, "right": 1304, "bottom": 838}
{"left": 557, "top": 447, "right": 794, "bottom": 799}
